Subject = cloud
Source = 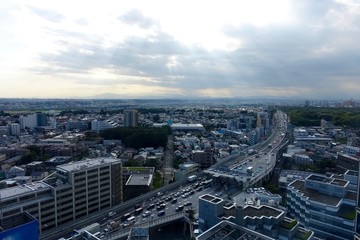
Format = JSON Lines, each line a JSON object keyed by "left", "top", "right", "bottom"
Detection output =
{"left": 5, "top": 0, "right": 359, "bottom": 99}
{"left": 28, "top": 6, "right": 65, "bottom": 23}
{"left": 119, "top": 9, "right": 157, "bottom": 29}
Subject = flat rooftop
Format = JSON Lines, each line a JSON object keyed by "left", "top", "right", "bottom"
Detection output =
{"left": 289, "top": 180, "right": 341, "bottom": 206}
{"left": 200, "top": 194, "right": 223, "bottom": 204}
{"left": 170, "top": 123, "right": 204, "bottom": 130}
{"left": 307, "top": 174, "right": 348, "bottom": 187}
{"left": 126, "top": 174, "right": 153, "bottom": 186}
{"left": 345, "top": 170, "right": 358, "bottom": 176}
{"left": 46, "top": 156, "right": 71, "bottom": 163}
{"left": 0, "top": 182, "right": 50, "bottom": 200}
{"left": 128, "top": 227, "right": 149, "bottom": 240}
{"left": 197, "top": 220, "right": 274, "bottom": 240}
{"left": 123, "top": 167, "right": 155, "bottom": 174}
{"left": 56, "top": 157, "right": 120, "bottom": 173}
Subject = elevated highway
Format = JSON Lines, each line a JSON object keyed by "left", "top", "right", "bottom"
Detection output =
{"left": 204, "top": 111, "right": 288, "bottom": 189}
{"left": 107, "top": 213, "right": 185, "bottom": 239}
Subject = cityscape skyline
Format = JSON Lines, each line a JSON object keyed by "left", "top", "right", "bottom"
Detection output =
{"left": 1, "top": 0, "right": 360, "bottom": 99}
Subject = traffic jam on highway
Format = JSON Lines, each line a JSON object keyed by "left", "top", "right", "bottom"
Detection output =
{"left": 100, "top": 176, "right": 213, "bottom": 236}
{"left": 86, "top": 113, "right": 288, "bottom": 239}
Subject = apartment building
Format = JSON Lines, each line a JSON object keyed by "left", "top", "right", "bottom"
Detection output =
{"left": 287, "top": 174, "right": 356, "bottom": 240}
{"left": 0, "top": 158, "right": 122, "bottom": 233}
{"left": 198, "top": 194, "right": 314, "bottom": 240}
{"left": 123, "top": 109, "right": 139, "bottom": 127}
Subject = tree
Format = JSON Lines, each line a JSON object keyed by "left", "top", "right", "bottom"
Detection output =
{"left": 153, "top": 114, "right": 160, "bottom": 123}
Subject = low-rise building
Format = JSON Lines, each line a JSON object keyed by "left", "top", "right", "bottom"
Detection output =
{"left": 124, "top": 174, "right": 152, "bottom": 201}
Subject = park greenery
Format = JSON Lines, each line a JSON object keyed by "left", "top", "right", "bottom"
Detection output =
{"left": 20, "top": 145, "right": 51, "bottom": 164}
{"left": 100, "top": 126, "right": 170, "bottom": 149}
{"left": 282, "top": 107, "right": 360, "bottom": 128}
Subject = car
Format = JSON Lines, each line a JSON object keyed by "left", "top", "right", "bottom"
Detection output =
{"left": 184, "top": 201, "right": 192, "bottom": 206}
{"left": 182, "top": 194, "right": 187, "bottom": 198}
{"left": 157, "top": 203, "right": 166, "bottom": 210}
{"left": 157, "top": 210, "right": 165, "bottom": 216}
{"left": 147, "top": 203, "right": 155, "bottom": 210}
{"left": 108, "top": 211, "right": 116, "bottom": 217}
{"left": 175, "top": 205, "right": 184, "bottom": 212}
{"left": 156, "top": 200, "right": 164, "bottom": 206}
{"left": 171, "top": 198, "right": 178, "bottom": 204}
{"left": 142, "top": 211, "right": 151, "bottom": 218}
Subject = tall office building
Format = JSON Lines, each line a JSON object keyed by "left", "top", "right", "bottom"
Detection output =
{"left": 0, "top": 158, "right": 122, "bottom": 233}
{"left": 123, "top": 110, "right": 139, "bottom": 127}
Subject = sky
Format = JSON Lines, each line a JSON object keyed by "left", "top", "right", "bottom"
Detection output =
{"left": 1, "top": 0, "right": 360, "bottom": 99}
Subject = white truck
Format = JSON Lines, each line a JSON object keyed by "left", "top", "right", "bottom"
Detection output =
{"left": 187, "top": 175, "right": 197, "bottom": 182}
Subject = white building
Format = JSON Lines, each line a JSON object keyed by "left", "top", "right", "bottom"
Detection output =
{"left": 19, "top": 114, "right": 37, "bottom": 130}
{"left": 91, "top": 119, "right": 118, "bottom": 131}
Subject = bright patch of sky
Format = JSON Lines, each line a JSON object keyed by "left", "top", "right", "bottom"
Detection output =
{"left": 1, "top": 0, "right": 360, "bottom": 99}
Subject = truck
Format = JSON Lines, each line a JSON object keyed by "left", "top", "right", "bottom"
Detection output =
{"left": 246, "top": 166, "right": 253, "bottom": 174}
{"left": 187, "top": 175, "right": 197, "bottom": 182}
{"left": 106, "top": 220, "right": 120, "bottom": 232}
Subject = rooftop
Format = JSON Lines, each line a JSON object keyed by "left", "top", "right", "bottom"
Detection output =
{"left": 306, "top": 174, "right": 348, "bottom": 187}
{"left": 243, "top": 205, "right": 283, "bottom": 219}
{"left": 196, "top": 220, "right": 274, "bottom": 240}
{"left": 126, "top": 174, "right": 153, "bottom": 186}
{"left": 128, "top": 227, "right": 149, "bottom": 240}
{"left": 56, "top": 157, "right": 120, "bottom": 173}
{"left": 345, "top": 170, "right": 358, "bottom": 176}
{"left": 0, "top": 182, "right": 50, "bottom": 200}
{"left": 289, "top": 180, "right": 341, "bottom": 206}
{"left": 200, "top": 194, "right": 223, "bottom": 204}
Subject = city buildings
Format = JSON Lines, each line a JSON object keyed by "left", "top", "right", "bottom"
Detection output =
{"left": 287, "top": 174, "right": 356, "bottom": 239}
{"left": 198, "top": 194, "right": 314, "bottom": 240}
{"left": 0, "top": 157, "right": 122, "bottom": 233}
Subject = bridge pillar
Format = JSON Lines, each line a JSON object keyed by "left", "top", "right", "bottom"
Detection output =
{"left": 183, "top": 219, "right": 187, "bottom": 236}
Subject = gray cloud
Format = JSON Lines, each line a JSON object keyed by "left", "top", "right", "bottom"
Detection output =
{"left": 119, "top": 9, "right": 157, "bottom": 29}
{"left": 31, "top": 2, "right": 360, "bottom": 99}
